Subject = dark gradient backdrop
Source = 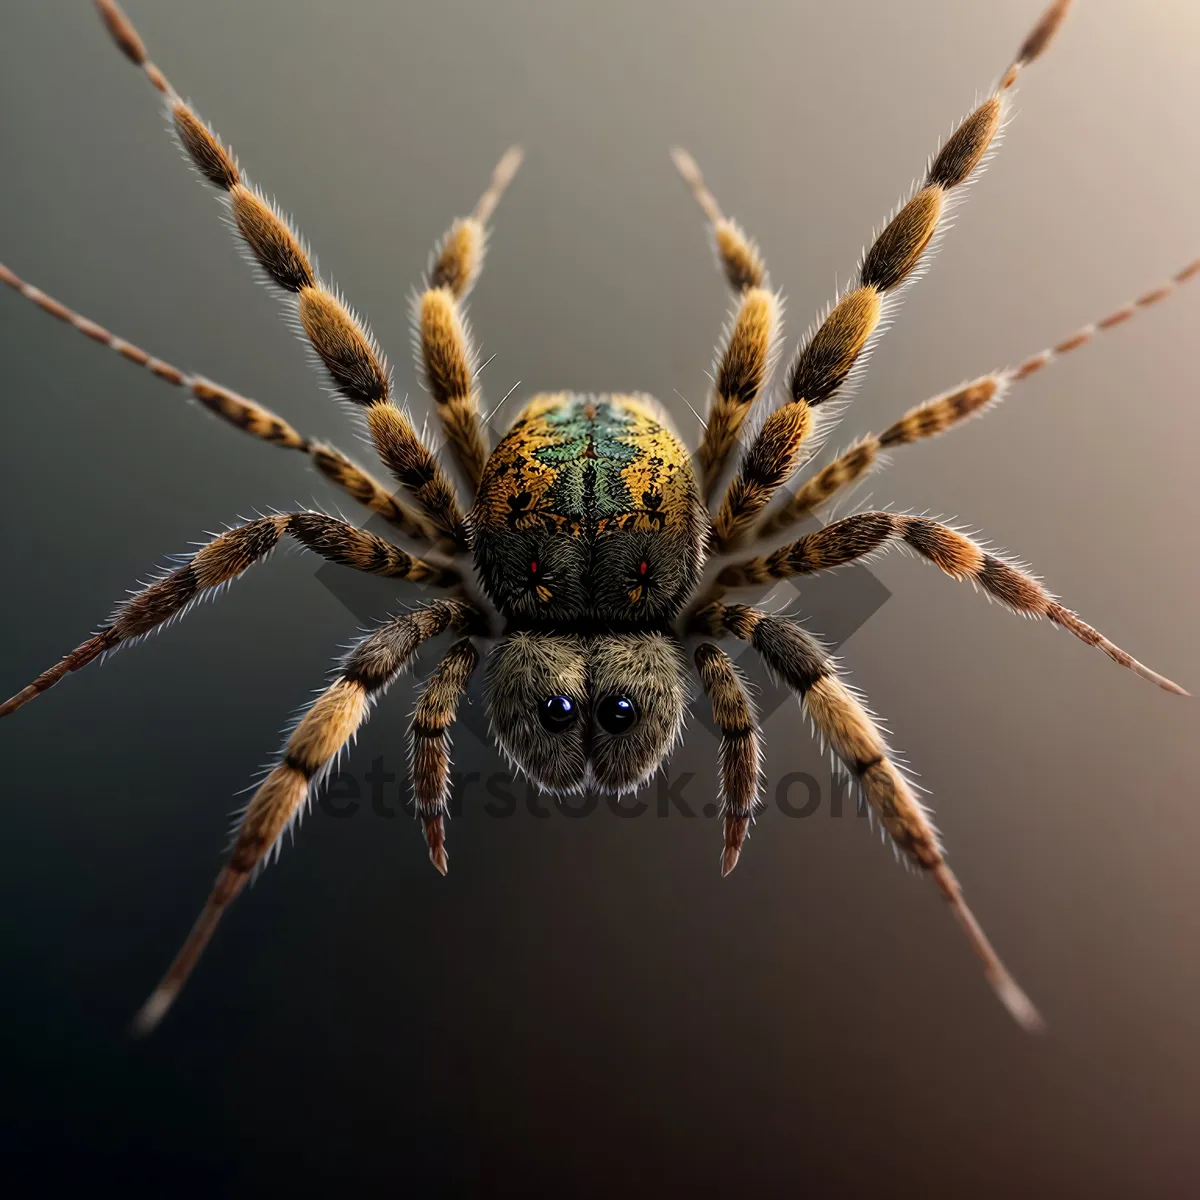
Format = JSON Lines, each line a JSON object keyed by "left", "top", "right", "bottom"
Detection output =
{"left": 2, "top": 2, "right": 1198, "bottom": 1195}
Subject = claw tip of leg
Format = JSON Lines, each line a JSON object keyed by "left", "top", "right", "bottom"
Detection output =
{"left": 0, "top": 688, "right": 33, "bottom": 719}
{"left": 995, "top": 976, "right": 1046, "bottom": 1035}
{"left": 130, "top": 987, "right": 174, "bottom": 1038}
{"left": 1131, "top": 659, "right": 1189, "bottom": 696}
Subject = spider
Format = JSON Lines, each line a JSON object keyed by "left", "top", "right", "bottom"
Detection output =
{"left": 1, "top": 0, "right": 1192, "bottom": 1036}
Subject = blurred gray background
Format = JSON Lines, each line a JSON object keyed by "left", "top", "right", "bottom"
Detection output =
{"left": 2, "top": 1, "right": 1198, "bottom": 1195}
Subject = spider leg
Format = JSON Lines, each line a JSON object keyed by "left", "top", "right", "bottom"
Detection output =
{"left": 671, "top": 148, "right": 768, "bottom": 294}
{"left": 415, "top": 148, "right": 523, "bottom": 495}
{"left": 409, "top": 637, "right": 480, "bottom": 875}
{"left": 0, "top": 513, "right": 458, "bottom": 720}
{"left": 691, "top": 600, "right": 1044, "bottom": 1032}
{"left": 671, "top": 149, "right": 782, "bottom": 501}
{"left": 694, "top": 643, "right": 764, "bottom": 876}
{"left": 716, "top": 512, "right": 1187, "bottom": 695}
{"left": 757, "top": 257, "right": 1200, "bottom": 535}
{"left": 0, "top": 263, "right": 439, "bottom": 544}
{"left": 132, "top": 597, "right": 486, "bottom": 1034}
{"left": 92, "top": 0, "right": 468, "bottom": 547}
{"left": 708, "top": 0, "right": 1073, "bottom": 553}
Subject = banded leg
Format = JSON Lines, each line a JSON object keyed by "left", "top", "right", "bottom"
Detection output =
{"left": 709, "top": 0, "right": 1073, "bottom": 552}
{"left": 415, "top": 148, "right": 522, "bottom": 495}
{"left": 691, "top": 601, "right": 1043, "bottom": 1032}
{"left": 0, "top": 513, "right": 458, "bottom": 719}
{"left": 671, "top": 150, "right": 782, "bottom": 500}
{"left": 694, "top": 643, "right": 764, "bottom": 877}
{"left": 93, "top": 0, "right": 468, "bottom": 546}
{"left": 0, "top": 263, "right": 438, "bottom": 543}
{"left": 717, "top": 512, "right": 1187, "bottom": 695}
{"left": 758, "top": 256, "right": 1200, "bottom": 535}
{"left": 133, "top": 597, "right": 485, "bottom": 1034}
{"left": 409, "top": 637, "right": 479, "bottom": 875}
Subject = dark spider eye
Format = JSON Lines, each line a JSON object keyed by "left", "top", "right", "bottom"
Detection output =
{"left": 597, "top": 695, "right": 638, "bottom": 735}
{"left": 538, "top": 695, "right": 578, "bottom": 733}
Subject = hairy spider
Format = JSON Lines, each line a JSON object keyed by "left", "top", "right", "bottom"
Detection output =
{"left": 1, "top": 0, "right": 1192, "bottom": 1035}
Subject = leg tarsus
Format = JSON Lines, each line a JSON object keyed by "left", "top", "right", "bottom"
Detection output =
{"left": 0, "top": 630, "right": 116, "bottom": 719}
{"left": 424, "top": 815, "right": 449, "bottom": 876}
{"left": 1048, "top": 604, "right": 1190, "bottom": 696}
{"left": 131, "top": 866, "right": 248, "bottom": 1037}
{"left": 721, "top": 812, "right": 750, "bottom": 877}
{"left": 931, "top": 863, "right": 1046, "bottom": 1034}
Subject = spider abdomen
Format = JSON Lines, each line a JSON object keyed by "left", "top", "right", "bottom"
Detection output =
{"left": 471, "top": 392, "right": 705, "bottom": 625}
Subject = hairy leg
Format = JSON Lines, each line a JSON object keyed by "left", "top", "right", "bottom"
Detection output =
{"left": 0, "top": 513, "right": 458, "bottom": 719}
{"left": 132, "top": 597, "right": 485, "bottom": 1034}
{"left": 691, "top": 600, "right": 1044, "bottom": 1031}
{"left": 415, "top": 148, "right": 523, "bottom": 495}
{"left": 694, "top": 643, "right": 764, "bottom": 876}
{"left": 671, "top": 150, "right": 782, "bottom": 501}
{"left": 92, "top": 0, "right": 468, "bottom": 545}
{"left": 0, "top": 262, "right": 439, "bottom": 543}
{"left": 708, "top": 0, "right": 1073, "bottom": 551}
{"left": 758, "top": 257, "right": 1200, "bottom": 534}
{"left": 717, "top": 512, "right": 1187, "bottom": 695}
{"left": 409, "top": 637, "right": 480, "bottom": 875}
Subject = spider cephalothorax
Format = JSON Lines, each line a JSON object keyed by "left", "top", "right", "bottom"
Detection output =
{"left": 475, "top": 392, "right": 703, "bottom": 795}
{"left": 1, "top": 0, "right": 1193, "bottom": 1035}
{"left": 472, "top": 393, "right": 706, "bottom": 624}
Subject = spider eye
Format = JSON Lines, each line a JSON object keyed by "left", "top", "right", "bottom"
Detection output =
{"left": 597, "top": 695, "right": 638, "bottom": 735}
{"left": 538, "top": 694, "right": 578, "bottom": 733}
